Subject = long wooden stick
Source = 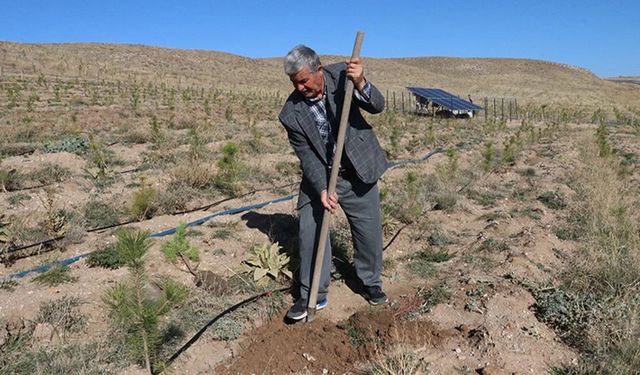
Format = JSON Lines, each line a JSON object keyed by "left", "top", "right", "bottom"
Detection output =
{"left": 307, "top": 31, "right": 364, "bottom": 322}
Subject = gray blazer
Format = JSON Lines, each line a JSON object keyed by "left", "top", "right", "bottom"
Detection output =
{"left": 279, "top": 62, "right": 388, "bottom": 208}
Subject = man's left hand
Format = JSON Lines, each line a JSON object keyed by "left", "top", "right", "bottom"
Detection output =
{"left": 346, "top": 58, "right": 366, "bottom": 91}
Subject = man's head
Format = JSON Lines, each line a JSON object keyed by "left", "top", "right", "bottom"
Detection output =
{"left": 284, "top": 45, "right": 324, "bottom": 99}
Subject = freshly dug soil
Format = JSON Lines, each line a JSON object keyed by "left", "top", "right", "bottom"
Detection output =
{"left": 217, "top": 306, "right": 450, "bottom": 375}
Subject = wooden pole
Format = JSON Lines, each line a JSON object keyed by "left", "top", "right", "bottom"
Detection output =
{"left": 509, "top": 100, "right": 512, "bottom": 121}
{"left": 401, "top": 91, "right": 405, "bottom": 113}
{"left": 493, "top": 98, "right": 496, "bottom": 119}
{"left": 393, "top": 91, "right": 396, "bottom": 112}
{"left": 307, "top": 31, "right": 364, "bottom": 322}
{"left": 484, "top": 97, "right": 488, "bottom": 122}
{"left": 386, "top": 89, "right": 389, "bottom": 111}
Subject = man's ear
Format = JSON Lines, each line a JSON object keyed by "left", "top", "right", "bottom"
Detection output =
{"left": 316, "top": 65, "right": 323, "bottom": 74}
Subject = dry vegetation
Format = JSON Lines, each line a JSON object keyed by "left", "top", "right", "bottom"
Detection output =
{"left": 0, "top": 41, "right": 639, "bottom": 374}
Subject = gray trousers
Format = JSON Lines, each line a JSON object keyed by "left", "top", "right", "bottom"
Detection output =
{"left": 297, "top": 175, "right": 384, "bottom": 301}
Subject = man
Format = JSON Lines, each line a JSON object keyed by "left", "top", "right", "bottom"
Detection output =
{"left": 278, "top": 45, "right": 389, "bottom": 321}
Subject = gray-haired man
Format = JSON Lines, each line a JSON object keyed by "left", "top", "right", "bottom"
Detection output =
{"left": 278, "top": 45, "right": 389, "bottom": 321}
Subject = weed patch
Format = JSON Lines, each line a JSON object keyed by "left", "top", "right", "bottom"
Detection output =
{"left": 32, "top": 265, "right": 78, "bottom": 286}
{"left": 35, "top": 296, "right": 87, "bottom": 335}
{"left": 538, "top": 191, "right": 567, "bottom": 210}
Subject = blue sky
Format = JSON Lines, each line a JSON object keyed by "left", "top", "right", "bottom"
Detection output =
{"left": 1, "top": 0, "right": 638, "bottom": 77}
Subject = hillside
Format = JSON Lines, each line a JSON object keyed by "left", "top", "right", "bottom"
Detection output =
{"left": 1, "top": 41, "right": 638, "bottom": 106}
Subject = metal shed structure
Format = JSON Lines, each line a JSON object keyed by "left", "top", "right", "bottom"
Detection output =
{"left": 407, "top": 87, "right": 483, "bottom": 117}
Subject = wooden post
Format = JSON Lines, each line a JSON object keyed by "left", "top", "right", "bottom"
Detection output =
{"left": 509, "top": 100, "right": 512, "bottom": 121}
{"left": 484, "top": 97, "right": 488, "bottom": 122}
{"left": 401, "top": 91, "right": 405, "bottom": 113}
{"left": 493, "top": 98, "right": 496, "bottom": 119}
{"left": 515, "top": 99, "right": 518, "bottom": 120}
{"left": 393, "top": 91, "right": 396, "bottom": 112}
{"left": 501, "top": 98, "right": 504, "bottom": 120}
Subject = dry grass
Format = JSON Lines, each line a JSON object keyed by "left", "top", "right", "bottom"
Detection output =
{"left": 540, "top": 133, "right": 640, "bottom": 374}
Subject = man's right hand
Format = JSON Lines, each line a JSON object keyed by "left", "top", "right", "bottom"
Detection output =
{"left": 320, "top": 190, "right": 339, "bottom": 214}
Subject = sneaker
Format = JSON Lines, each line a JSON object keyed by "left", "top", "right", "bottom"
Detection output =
{"left": 365, "top": 286, "right": 388, "bottom": 305}
{"left": 286, "top": 298, "right": 329, "bottom": 321}
{"left": 316, "top": 297, "right": 328, "bottom": 310}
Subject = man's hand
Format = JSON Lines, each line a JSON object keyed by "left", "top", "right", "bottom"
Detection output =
{"left": 346, "top": 58, "right": 366, "bottom": 91}
{"left": 320, "top": 190, "right": 339, "bottom": 213}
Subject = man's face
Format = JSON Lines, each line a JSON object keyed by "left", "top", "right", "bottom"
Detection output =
{"left": 289, "top": 65, "right": 324, "bottom": 99}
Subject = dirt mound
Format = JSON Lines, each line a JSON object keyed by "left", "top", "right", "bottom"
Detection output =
{"left": 217, "top": 307, "right": 450, "bottom": 375}
{"left": 345, "top": 308, "right": 451, "bottom": 351}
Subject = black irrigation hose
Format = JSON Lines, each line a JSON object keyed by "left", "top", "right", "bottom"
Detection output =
{"left": 157, "top": 286, "right": 290, "bottom": 374}
{"left": 172, "top": 181, "right": 297, "bottom": 216}
{"left": 4, "top": 182, "right": 298, "bottom": 255}
{"left": 4, "top": 147, "right": 443, "bottom": 274}
{"left": 5, "top": 183, "right": 52, "bottom": 193}
{"left": 383, "top": 223, "right": 411, "bottom": 252}
{"left": 4, "top": 235, "right": 66, "bottom": 255}
{"left": 2, "top": 166, "right": 138, "bottom": 195}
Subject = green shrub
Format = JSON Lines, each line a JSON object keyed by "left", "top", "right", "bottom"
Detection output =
{"left": 594, "top": 123, "right": 611, "bottom": 157}
{"left": 482, "top": 140, "right": 495, "bottom": 172}
{"left": 33, "top": 265, "right": 78, "bottom": 286}
{"left": 214, "top": 142, "right": 247, "bottom": 195}
{"left": 130, "top": 177, "right": 157, "bottom": 220}
{"left": 103, "top": 230, "right": 188, "bottom": 373}
{"left": 160, "top": 224, "right": 200, "bottom": 264}
{"left": 42, "top": 135, "right": 89, "bottom": 155}
{"left": 86, "top": 245, "right": 123, "bottom": 269}
{"left": 84, "top": 200, "right": 122, "bottom": 228}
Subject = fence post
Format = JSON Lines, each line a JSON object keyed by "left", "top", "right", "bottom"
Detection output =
{"left": 386, "top": 89, "right": 389, "bottom": 111}
{"left": 515, "top": 99, "right": 518, "bottom": 120}
{"left": 509, "top": 100, "right": 512, "bottom": 121}
{"left": 393, "top": 91, "right": 396, "bottom": 112}
{"left": 493, "top": 98, "right": 496, "bottom": 119}
{"left": 401, "top": 91, "right": 405, "bottom": 113}
{"left": 501, "top": 98, "right": 504, "bottom": 120}
{"left": 484, "top": 97, "right": 488, "bottom": 122}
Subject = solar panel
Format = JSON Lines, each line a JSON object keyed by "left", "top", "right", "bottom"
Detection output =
{"left": 407, "top": 87, "right": 483, "bottom": 111}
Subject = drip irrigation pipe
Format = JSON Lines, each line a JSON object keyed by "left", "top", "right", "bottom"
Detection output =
{"left": 6, "top": 182, "right": 52, "bottom": 193}
{"left": 1, "top": 194, "right": 296, "bottom": 280}
{"left": 2, "top": 147, "right": 443, "bottom": 280}
{"left": 5, "top": 182, "right": 298, "bottom": 255}
{"left": 2, "top": 166, "right": 139, "bottom": 194}
{"left": 156, "top": 287, "right": 290, "bottom": 374}
{"left": 388, "top": 147, "right": 444, "bottom": 169}
{"left": 383, "top": 223, "right": 411, "bottom": 252}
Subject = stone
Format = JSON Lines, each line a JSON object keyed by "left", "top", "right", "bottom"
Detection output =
{"left": 32, "top": 322, "right": 61, "bottom": 348}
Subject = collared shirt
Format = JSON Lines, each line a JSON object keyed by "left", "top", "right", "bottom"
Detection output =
{"left": 304, "top": 81, "right": 372, "bottom": 163}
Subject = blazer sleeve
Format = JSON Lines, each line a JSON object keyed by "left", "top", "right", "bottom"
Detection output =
{"left": 353, "top": 81, "right": 385, "bottom": 115}
{"left": 279, "top": 115, "right": 328, "bottom": 196}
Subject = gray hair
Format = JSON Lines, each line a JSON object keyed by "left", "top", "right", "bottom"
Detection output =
{"left": 283, "top": 45, "right": 321, "bottom": 75}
